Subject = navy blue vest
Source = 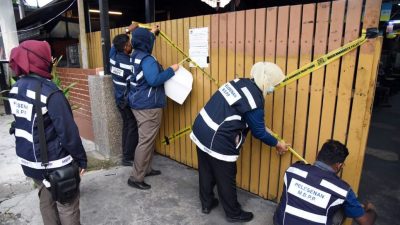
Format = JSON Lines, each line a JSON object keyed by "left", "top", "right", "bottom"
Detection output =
{"left": 109, "top": 51, "right": 133, "bottom": 105}
{"left": 128, "top": 51, "right": 166, "bottom": 109}
{"left": 275, "top": 162, "right": 351, "bottom": 225}
{"left": 190, "top": 78, "right": 264, "bottom": 162}
{"left": 8, "top": 76, "right": 73, "bottom": 180}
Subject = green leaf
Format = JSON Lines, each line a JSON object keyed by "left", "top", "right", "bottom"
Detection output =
{"left": 62, "top": 82, "right": 77, "bottom": 95}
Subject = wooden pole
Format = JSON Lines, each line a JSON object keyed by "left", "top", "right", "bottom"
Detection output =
{"left": 78, "top": 0, "right": 89, "bottom": 68}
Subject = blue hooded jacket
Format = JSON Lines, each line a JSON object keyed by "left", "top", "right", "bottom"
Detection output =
{"left": 128, "top": 27, "right": 175, "bottom": 109}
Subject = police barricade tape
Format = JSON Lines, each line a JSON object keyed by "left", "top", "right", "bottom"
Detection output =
{"left": 137, "top": 23, "right": 378, "bottom": 162}
{"left": 161, "top": 126, "right": 192, "bottom": 145}
{"left": 274, "top": 28, "right": 378, "bottom": 89}
{"left": 268, "top": 130, "right": 308, "bottom": 164}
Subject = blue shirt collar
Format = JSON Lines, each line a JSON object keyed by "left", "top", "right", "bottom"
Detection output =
{"left": 314, "top": 160, "right": 335, "bottom": 173}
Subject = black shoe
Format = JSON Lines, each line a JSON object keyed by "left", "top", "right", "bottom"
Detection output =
{"left": 145, "top": 169, "right": 161, "bottom": 177}
{"left": 122, "top": 159, "right": 133, "bottom": 167}
{"left": 202, "top": 198, "right": 219, "bottom": 214}
{"left": 127, "top": 178, "right": 151, "bottom": 190}
{"left": 226, "top": 210, "right": 254, "bottom": 223}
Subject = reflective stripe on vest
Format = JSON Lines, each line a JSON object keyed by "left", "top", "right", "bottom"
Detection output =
{"left": 241, "top": 87, "right": 257, "bottom": 109}
{"left": 285, "top": 205, "right": 327, "bottom": 224}
{"left": 190, "top": 132, "right": 238, "bottom": 162}
{"left": 18, "top": 155, "right": 73, "bottom": 169}
{"left": 113, "top": 80, "right": 127, "bottom": 86}
{"left": 15, "top": 128, "right": 33, "bottom": 142}
{"left": 286, "top": 166, "right": 309, "bottom": 178}
{"left": 119, "top": 62, "right": 132, "bottom": 70}
{"left": 136, "top": 71, "right": 144, "bottom": 81}
{"left": 320, "top": 179, "right": 348, "bottom": 198}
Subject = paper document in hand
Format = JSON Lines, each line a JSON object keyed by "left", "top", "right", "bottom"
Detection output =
{"left": 164, "top": 66, "right": 193, "bottom": 104}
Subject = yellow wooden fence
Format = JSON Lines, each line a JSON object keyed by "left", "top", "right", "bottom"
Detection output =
{"left": 86, "top": 0, "right": 382, "bottom": 203}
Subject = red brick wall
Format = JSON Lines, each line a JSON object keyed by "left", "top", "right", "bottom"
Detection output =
{"left": 56, "top": 68, "right": 97, "bottom": 140}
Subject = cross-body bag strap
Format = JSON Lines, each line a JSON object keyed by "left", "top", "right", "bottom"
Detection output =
{"left": 34, "top": 80, "right": 49, "bottom": 168}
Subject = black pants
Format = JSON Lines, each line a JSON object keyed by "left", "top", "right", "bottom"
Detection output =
{"left": 117, "top": 104, "right": 138, "bottom": 161}
{"left": 197, "top": 147, "right": 242, "bottom": 217}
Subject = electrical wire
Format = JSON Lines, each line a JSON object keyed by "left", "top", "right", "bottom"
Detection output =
{"left": 1, "top": 0, "right": 77, "bottom": 35}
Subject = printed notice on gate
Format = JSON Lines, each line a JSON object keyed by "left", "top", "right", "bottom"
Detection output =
{"left": 189, "top": 27, "right": 208, "bottom": 68}
{"left": 288, "top": 178, "right": 331, "bottom": 208}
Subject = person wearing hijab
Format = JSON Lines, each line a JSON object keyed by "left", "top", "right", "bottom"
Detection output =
{"left": 190, "top": 62, "right": 289, "bottom": 222}
{"left": 126, "top": 26, "right": 179, "bottom": 190}
{"left": 8, "top": 40, "right": 87, "bottom": 225}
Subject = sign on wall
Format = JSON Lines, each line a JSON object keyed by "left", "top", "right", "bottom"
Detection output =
{"left": 189, "top": 27, "right": 209, "bottom": 68}
{"left": 380, "top": 2, "right": 392, "bottom": 22}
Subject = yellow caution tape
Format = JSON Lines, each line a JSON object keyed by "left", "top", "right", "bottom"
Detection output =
{"left": 161, "top": 126, "right": 192, "bottom": 145}
{"left": 275, "top": 29, "right": 372, "bottom": 89}
{"left": 269, "top": 131, "right": 308, "bottom": 164}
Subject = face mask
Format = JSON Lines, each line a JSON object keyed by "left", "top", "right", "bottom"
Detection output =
{"left": 263, "top": 86, "right": 275, "bottom": 96}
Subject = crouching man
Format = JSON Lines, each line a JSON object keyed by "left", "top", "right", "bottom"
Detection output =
{"left": 274, "top": 140, "right": 377, "bottom": 225}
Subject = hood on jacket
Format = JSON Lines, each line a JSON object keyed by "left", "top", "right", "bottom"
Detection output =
{"left": 131, "top": 27, "right": 155, "bottom": 54}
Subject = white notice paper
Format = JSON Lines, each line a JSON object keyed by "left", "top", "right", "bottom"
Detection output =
{"left": 165, "top": 66, "right": 193, "bottom": 104}
{"left": 189, "top": 27, "right": 209, "bottom": 68}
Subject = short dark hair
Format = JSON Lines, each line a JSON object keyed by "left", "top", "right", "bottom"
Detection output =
{"left": 112, "top": 34, "right": 129, "bottom": 52}
{"left": 317, "top": 140, "right": 349, "bottom": 165}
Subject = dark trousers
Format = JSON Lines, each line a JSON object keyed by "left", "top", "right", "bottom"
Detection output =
{"left": 117, "top": 104, "right": 138, "bottom": 161}
{"left": 197, "top": 147, "right": 242, "bottom": 217}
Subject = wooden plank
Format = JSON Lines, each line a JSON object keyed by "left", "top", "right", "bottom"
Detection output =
{"left": 292, "top": 4, "right": 315, "bottom": 166}
{"left": 177, "top": 18, "right": 186, "bottom": 164}
{"left": 184, "top": 17, "right": 193, "bottom": 167}
{"left": 304, "top": 2, "right": 330, "bottom": 162}
{"left": 191, "top": 16, "right": 206, "bottom": 169}
{"left": 203, "top": 15, "right": 212, "bottom": 109}
{"left": 226, "top": 10, "right": 237, "bottom": 186}
{"left": 166, "top": 20, "right": 174, "bottom": 159}
{"left": 268, "top": 5, "right": 289, "bottom": 202}
{"left": 189, "top": 16, "right": 198, "bottom": 167}
{"left": 333, "top": 0, "right": 363, "bottom": 143}
{"left": 249, "top": 8, "right": 265, "bottom": 195}
{"left": 241, "top": 9, "right": 255, "bottom": 192}
{"left": 171, "top": 19, "right": 181, "bottom": 162}
{"left": 93, "top": 32, "right": 99, "bottom": 68}
{"left": 260, "top": 6, "right": 277, "bottom": 199}
{"left": 154, "top": 22, "right": 164, "bottom": 154}
{"left": 278, "top": 4, "right": 301, "bottom": 199}
{"left": 318, "top": 0, "right": 346, "bottom": 149}
{"left": 234, "top": 11, "right": 244, "bottom": 187}
{"left": 91, "top": 32, "right": 95, "bottom": 68}
{"left": 345, "top": 0, "right": 382, "bottom": 191}
{"left": 161, "top": 21, "right": 169, "bottom": 156}
{"left": 86, "top": 33, "right": 91, "bottom": 68}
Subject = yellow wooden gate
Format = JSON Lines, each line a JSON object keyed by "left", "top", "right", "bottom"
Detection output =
{"left": 86, "top": 0, "right": 382, "bottom": 203}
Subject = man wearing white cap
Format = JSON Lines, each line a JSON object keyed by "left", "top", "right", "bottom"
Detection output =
{"left": 190, "top": 62, "right": 289, "bottom": 222}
